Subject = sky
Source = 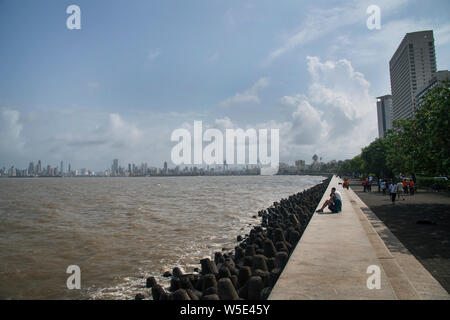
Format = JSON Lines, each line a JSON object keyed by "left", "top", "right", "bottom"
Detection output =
{"left": 1, "top": 0, "right": 449, "bottom": 171}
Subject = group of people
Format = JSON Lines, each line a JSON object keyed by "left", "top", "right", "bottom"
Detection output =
{"left": 315, "top": 175, "right": 418, "bottom": 213}
{"left": 379, "top": 178, "right": 415, "bottom": 204}
{"left": 362, "top": 177, "right": 373, "bottom": 192}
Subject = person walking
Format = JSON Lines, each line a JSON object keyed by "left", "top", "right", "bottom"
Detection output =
{"left": 397, "top": 180, "right": 405, "bottom": 200}
{"left": 390, "top": 182, "right": 397, "bottom": 204}
{"left": 344, "top": 179, "right": 350, "bottom": 189}
{"left": 403, "top": 179, "right": 408, "bottom": 195}
{"left": 409, "top": 180, "right": 415, "bottom": 195}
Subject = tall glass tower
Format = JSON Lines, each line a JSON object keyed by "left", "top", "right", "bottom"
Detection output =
{"left": 389, "top": 30, "right": 436, "bottom": 120}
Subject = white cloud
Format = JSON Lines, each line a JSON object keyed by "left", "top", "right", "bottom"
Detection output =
{"left": 1, "top": 109, "right": 22, "bottom": 141}
{"left": 266, "top": 56, "right": 377, "bottom": 161}
{"left": 0, "top": 55, "right": 380, "bottom": 170}
{"left": 264, "top": 0, "right": 408, "bottom": 64}
{"left": 0, "top": 108, "right": 26, "bottom": 166}
{"left": 0, "top": 107, "right": 188, "bottom": 170}
{"left": 306, "top": 56, "right": 371, "bottom": 120}
{"left": 107, "top": 113, "right": 143, "bottom": 148}
{"left": 215, "top": 117, "right": 234, "bottom": 129}
{"left": 0, "top": 108, "right": 24, "bottom": 150}
{"left": 219, "top": 77, "right": 270, "bottom": 107}
{"left": 334, "top": 19, "right": 450, "bottom": 67}
{"left": 435, "top": 23, "right": 450, "bottom": 46}
{"left": 210, "top": 56, "right": 376, "bottom": 162}
{"left": 279, "top": 95, "right": 328, "bottom": 145}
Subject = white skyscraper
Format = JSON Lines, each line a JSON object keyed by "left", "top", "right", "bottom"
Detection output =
{"left": 389, "top": 30, "right": 437, "bottom": 121}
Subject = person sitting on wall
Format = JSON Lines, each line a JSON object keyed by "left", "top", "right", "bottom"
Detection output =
{"left": 316, "top": 189, "right": 342, "bottom": 213}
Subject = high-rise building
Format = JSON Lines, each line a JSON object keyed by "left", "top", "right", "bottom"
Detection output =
{"left": 376, "top": 95, "right": 393, "bottom": 138}
{"left": 28, "top": 162, "right": 35, "bottom": 176}
{"left": 112, "top": 159, "right": 119, "bottom": 176}
{"left": 415, "top": 70, "right": 450, "bottom": 109}
{"left": 163, "top": 161, "right": 168, "bottom": 174}
{"left": 60, "top": 161, "right": 64, "bottom": 175}
{"left": 389, "top": 30, "right": 436, "bottom": 120}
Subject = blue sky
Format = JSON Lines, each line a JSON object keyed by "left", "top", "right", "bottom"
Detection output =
{"left": 1, "top": 0, "right": 449, "bottom": 170}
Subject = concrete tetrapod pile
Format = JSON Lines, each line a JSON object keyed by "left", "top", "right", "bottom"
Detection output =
{"left": 136, "top": 176, "right": 331, "bottom": 300}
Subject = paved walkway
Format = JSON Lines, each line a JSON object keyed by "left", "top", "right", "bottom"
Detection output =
{"left": 352, "top": 180, "right": 450, "bottom": 293}
{"left": 269, "top": 176, "right": 449, "bottom": 300}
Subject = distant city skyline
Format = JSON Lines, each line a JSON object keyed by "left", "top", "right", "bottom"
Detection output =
{"left": 0, "top": 155, "right": 328, "bottom": 178}
{"left": 1, "top": 1, "right": 450, "bottom": 170}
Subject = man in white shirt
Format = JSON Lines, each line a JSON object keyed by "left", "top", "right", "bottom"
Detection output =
{"left": 389, "top": 182, "right": 397, "bottom": 204}
{"left": 332, "top": 187, "right": 342, "bottom": 201}
{"left": 316, "top": 187, "right": 342, "bottom": 213}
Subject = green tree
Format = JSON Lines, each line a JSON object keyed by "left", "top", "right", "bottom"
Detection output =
{"left": 349, "top": 155, "right": 365, "bottom": 175}
{"left": 361, "top": 137, "right": 392, "bottom": 178}
{"left": 413, "top": 83, "right": 450, "bottom": 175}
{"left": 338, "top": 82, "right": 449, "bottom": 177}
{"left": 385, "top": 119, "right": 419, "bottom": 175}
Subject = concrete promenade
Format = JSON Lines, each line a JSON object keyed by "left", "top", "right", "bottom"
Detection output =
{"left": 269, "top": 175, "right": 449, "bottom": 300}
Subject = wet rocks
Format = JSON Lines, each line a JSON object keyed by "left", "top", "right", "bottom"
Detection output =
{"left": 203, "top": 286, "right": 218, "bottom": 296}
{"left": 238, "top": 266, "right": 252, "bottom": 288}
{"left": 172, "top": 267, "right": 183, "bottom": 278}
{"left": 135, "top": 293, "right": 145, "bottom": 300}
{"left": 146, "top": 276, "right": 157, "bottom": 288}
{"left": 170, "top": 278, "right": 181, "bottom": 292}
{"left": 218, "top": 266, "right": 231, "bottom": 279}
{"left": 172, "top": 289, "right": 191, "bottom": 300}
{"left": 151, "top": 284, "right": 166, "bottom": 301}
{"left": 201, "top": 274, "right": 218, "bottom": 291}
{"left": 252, "top": 255, "right": 268, "bottom": 272}
{"left": 200, "top": 258, "right": 219, "bottom": 275}
{"left": 248, "top": 276, "right": 264, "bottom": 300}
{"left": 186, "top": 289, "right": 201, "bottom": 300}
{"left": 275, "top": 252, "right": 289, "bottom": 269}
{"left": 245, "top": 245, "right": 256, "bottom": 257}
{"left": 218, "top": 278, "right": 239, "bottom": 300}
{"left": 263, "top": 239, "right": 277, "bottom": 258}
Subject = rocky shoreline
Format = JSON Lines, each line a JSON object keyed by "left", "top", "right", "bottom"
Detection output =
{"left": 136, "top": 176, "right": 331, "bottom": 300}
